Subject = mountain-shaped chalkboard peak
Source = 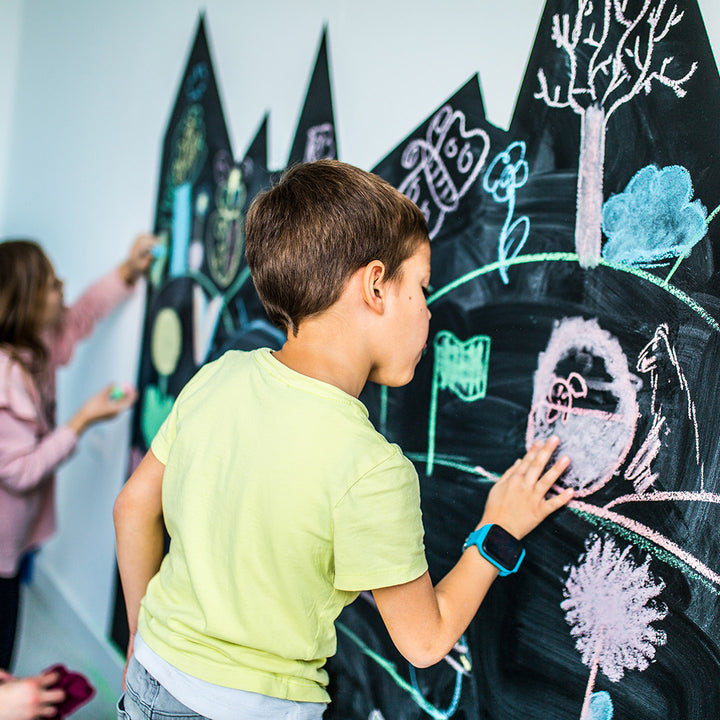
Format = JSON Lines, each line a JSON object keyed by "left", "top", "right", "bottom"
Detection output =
{"left": 154, "top": 13, "right": 233, "bottom": 236}
{"left": 373, "top": 75, "right": 509, "bottom": 247}
{"left": 510, "top": 0, "right": 720, "bottom": 269}
{"left": 238, "top": 113, "right": 272, "bottom": 201}
{"left": 287, "top": 27, "right": 338, "bottom": 166}
{"left": 243, "top": 113, "right": 269, "bottom": 170}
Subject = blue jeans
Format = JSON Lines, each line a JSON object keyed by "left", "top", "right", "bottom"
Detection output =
{"left": 117, "top": 656, "right": 326, "bottom": 719}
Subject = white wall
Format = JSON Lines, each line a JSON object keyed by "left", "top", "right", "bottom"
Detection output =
{"left": 0, "top": 0, "right": 23, "bottom": 226}
{"left": 1, "top": 0, "right": 719, "bottom": 663}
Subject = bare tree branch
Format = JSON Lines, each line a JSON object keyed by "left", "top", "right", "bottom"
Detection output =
{"left": 536, "top": 0, "right": 696, "bottom": 124}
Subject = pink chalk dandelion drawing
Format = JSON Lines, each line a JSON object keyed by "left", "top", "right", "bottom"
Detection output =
{"left": 562, "top": 534, "right": 668, "bottom": 720}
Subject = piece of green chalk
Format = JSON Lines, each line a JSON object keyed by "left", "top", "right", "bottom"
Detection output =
{"left": 110, "top": 385, "right": 126, "bottom": 400}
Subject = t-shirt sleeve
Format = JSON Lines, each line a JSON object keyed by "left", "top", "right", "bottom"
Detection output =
{"left": 333, "top": 448, "right": 427, "bottom": 592}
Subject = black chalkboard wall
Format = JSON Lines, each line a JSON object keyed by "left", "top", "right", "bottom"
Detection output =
{"left": 117, "top": 3, "right": 720, "bottom": 718}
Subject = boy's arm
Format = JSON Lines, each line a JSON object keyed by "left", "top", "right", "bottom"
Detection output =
{"left": 113, "top": 449, "right": 165, "bottom": 660}
{"left": 372, "top": 437, "right": 573, "bottom": 668}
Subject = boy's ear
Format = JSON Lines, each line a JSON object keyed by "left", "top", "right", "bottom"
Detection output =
{"left": 361, "top": 260, "right": 386, "bottom": 313}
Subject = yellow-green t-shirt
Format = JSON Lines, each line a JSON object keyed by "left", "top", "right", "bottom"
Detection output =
{"left": 138, "top": 348, "right": 427, "bottom": 703}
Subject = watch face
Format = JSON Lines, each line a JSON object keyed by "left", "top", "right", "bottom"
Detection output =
{"left": 482, "top": 525, "right": 523, "bottom": 569}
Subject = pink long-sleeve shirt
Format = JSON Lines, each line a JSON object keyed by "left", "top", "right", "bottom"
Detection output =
{"left": 0, "top": 269, "right": 134, "bottom": 577}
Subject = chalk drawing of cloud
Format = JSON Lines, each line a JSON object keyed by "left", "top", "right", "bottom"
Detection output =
{"left": 601, "top": 165, "right": 707, "bottom": 266}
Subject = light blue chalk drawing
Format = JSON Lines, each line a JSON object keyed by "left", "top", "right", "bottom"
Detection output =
{"left": 170, "top": 182, "right": 193, "bottom": 277}
{"left": 184, "top": 61, "right": 209, "bottom": 102}
{"left": 336, "top": 621, "right": 469, "bottom": 720}
{"left": 601, "top": 165, "right": 707, "bottom": 267}
{"left": 427, "top": 331, "right": 491, "bottom": 476}
{"left": 482, "top": 141, "right": 530, "bottom": 284}
{"left": 589, "top": 691, "right": 614, "bottom": 720}
{"left": 535, "top": 0, "right": 697, "bottom": 268}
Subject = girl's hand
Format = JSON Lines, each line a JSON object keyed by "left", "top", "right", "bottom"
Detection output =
{"left": 479, "top": 436, "right": 573, "bottom": 540}
{"left": 68, "top": 384, "right": 138, "bottom": 435}
{"left": 0, "top": 671, "right": 65, "bottom": 720}
{"left": 119, "top": 233, "right": 159, "bottom": 285}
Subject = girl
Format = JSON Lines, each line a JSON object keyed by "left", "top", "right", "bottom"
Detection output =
{"left": 0, "top": 234, "right": 155, "bottom": 668}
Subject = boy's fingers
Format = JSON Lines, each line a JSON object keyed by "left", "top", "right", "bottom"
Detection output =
{"left": 541, "top": 487, "right": 575, "bottom": 517}
{"left": 525, "top": 436, "right": 560, "bottom": 482}
{"left": 537, "top": 456, "right": 570, "bottom": 493}
{"left": 513, "top": 442, "right": 543, "bottom": 476}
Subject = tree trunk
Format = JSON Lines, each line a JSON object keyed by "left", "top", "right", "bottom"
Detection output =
{"left": 575, "top": 104, "right": 606, "bottom": 268}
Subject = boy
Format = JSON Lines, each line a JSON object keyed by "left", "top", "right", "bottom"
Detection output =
{"left": 114, "top": 160, "right": 573, "bottom": 719}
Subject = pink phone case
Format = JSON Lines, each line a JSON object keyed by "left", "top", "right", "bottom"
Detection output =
{"left": 42, "top": 664, "right": 95, "bottom": 717}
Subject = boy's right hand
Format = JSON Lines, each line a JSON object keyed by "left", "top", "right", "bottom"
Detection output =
{"left": 479, "top": 436, "right": 573, "bottom": 540}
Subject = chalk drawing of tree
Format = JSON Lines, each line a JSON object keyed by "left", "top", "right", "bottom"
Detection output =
{"left": 562, "top": 533, "right": 668, "bottom": 720}
{"left": 535, "top": 0, "right": 697, "bottom": 268}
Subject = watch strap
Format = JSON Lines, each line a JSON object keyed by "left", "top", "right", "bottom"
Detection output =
{"left": 463, "top": 524, "right": 525, "bottom": 576}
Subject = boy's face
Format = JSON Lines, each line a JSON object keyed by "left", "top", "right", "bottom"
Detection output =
{"left": 371, "top": 240, "right": 432, "bottom": 387}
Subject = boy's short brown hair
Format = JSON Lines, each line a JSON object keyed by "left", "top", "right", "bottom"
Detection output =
{"left": 244, "top": 159, "right": 429, "bottom": 334}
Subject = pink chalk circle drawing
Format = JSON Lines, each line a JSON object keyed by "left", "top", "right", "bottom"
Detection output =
{"left": 562, "top": 534, "right": 667, "bottom": 720}
{"left": 526, "top": 317, "right": 639, "bottom": 496}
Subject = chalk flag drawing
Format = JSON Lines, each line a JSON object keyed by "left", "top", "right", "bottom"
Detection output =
{"left": 482, "top": 141, "right": 530, "bottom": 284}
{"left": 398, "top": 105, "right": 490, "bottom": 240}
{"left": 562, "top": 533, "right": 668, "bottom": 720}
{"left": 534, "top": 0, "right": 698, "bottom": 267}
{"left": 427, "top": 331, "right": 491, "bottom": 475}
{"left": 526, "top": 317, "right": 639, "bottom": 496}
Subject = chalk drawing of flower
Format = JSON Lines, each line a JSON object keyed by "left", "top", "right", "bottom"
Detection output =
{"left": 562, "top": 534, "right": 668, "bottom": 720}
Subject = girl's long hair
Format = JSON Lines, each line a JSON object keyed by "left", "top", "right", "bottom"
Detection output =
{"left": 0, "top": 239, "right": 54, "bottom": 375}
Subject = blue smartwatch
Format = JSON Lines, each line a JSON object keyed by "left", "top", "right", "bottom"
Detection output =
{"left": 463, "top": 524, "right": 525, "bottom": 576}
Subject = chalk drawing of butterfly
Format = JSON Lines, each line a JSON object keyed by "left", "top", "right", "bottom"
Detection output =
{"left": 398, "top": 105, "right": 490, "bottom": 239}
